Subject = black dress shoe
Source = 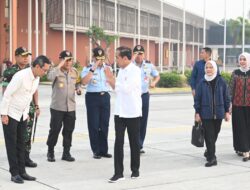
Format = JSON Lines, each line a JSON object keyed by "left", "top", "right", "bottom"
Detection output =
{"left": 205, "top": 159, "right": 217, "bottom": 167}
{"left": 242, "top": 157, "right": 249, "bottom": 162}
{"left": 100, "top": 153, "right": 112, "bottom": 158}
{"left": 20, "top": 173, "right": 36, "bottom": 181}
{"left": 62, "top": 152, "right": 75, "bottom": 162}
{"left": 140, "top": 149, "right": 145, "bottom": 154}
{"left": 93, "top": 153, "right": 101, "bottom": 159}
{"left": 11, "top": 175, "right": 24, "bottom": 184}
{"left": 47, "top": 152, "right": 55, "bottom": 162}
{"left": 25, "top": 159, "right": 37, "bottom": 168}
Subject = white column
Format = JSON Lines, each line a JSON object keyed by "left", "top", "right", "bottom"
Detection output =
{"left": 168, "top": 42, "right": 171, "bottom": 67}
{"left": 28, "top": 0, "right": 32, "bottom": 53}
{"left": 147, "top": 12, "right": 150, "bottom": 60}
{"left": 203, "top": 0, "right": 206, "bottom": 47}
{"left": 192, "top": 26, "right": 195, "bottom": 63}
{"left": 117, "top": 4, "right": 120, "bottom": 47}
{"left": 177, "top": 23, "right": 180, "bottom": 69}
{"left": 114, "top": 0, "right": 117, "bottom": 74}
{"left": 197, "top": 28, "right": 200, "bottom": 57}
{"left": 160, "top": 1, "right": 163, "bottom": 72}
{"left": 89, "top": 0, "right": 93, "bottom": 64}
{"left": 73, "top": 0, "right": 77, "bottom": 59}
{"left": 42, "top": 0, "right": 46, "bottom": 55}
{"left": 242, "top": 0, "right": 245, "bottom": 52}
{"left": 9, "top": 0, "right": 13, "bottom": 61}
{"left": 62, "top": 0, "right": 66, "bottom": 50}
{"left": 177, "top": 42, "right": 180, "bottom": 69}
{"left": 182, "top": 0, "right": 186, "bottom": 75}
{"left": 35, "top": 0, "right": 39, "bottom": 57}
{"left": 99, "top": 0, "right": 101, "bottom": 26}
{"left": 138, "top": 0, "right": 141, "bottom": 44}
{"left": 169, "top": 20, "right": 171, "bottom": 67}
{"left": 133, "top": 7, "right": 137, "bottom": 46}
{"left": 223, "top": 0, "right": 227, "bottom": 72}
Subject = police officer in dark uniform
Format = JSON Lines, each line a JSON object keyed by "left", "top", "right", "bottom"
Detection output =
{"left": 81, "top": 47, "right": 112, "bottom": 159}
{"left": 133, "top": 45, "right": 160, "bottom": 154}
{"left": 2, "top": 47, "right": 39, "bottom": 167}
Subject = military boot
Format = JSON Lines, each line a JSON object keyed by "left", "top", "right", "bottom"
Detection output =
{"left": 47, "top": 147, "right": 55, "bottom": 162}
{"left": 62, "top": 147, "right": 75, "bottom": 162}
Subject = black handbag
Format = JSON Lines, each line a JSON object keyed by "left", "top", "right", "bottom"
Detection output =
{"left": 191, "top": 121, "right": 204, "bottom": 147}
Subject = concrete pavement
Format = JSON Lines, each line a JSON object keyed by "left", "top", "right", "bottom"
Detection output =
{"left": 0, "top": 85, "right": 250, "bottom": 190}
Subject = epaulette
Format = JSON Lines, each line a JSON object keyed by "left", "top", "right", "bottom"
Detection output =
{"left": 87, "top": 64, "right": 92, "bottom": 68}
{"left": 71, "top": 67, "right": 78, "bottom": 74}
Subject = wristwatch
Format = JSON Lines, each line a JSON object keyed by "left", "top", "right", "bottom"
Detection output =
{"left": 89, "top": 68, "right": 95, "bottom": 73}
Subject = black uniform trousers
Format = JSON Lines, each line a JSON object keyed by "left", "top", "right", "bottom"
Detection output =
{"left": 2, "top": 116, "right": 26, "bottom": 176}
{"left": 114, "top": 116, "right": 140, "bottom": 176}
{"left": 202, "top": 119, "right": 222, "bottom": 161}
{"left": 140, "top": 92, "right": 150, "bottom": 149}
{"left": 47, "top": 108, "right": 76, "bottom": 151}
{"left": 85, "top": 92, "right": 110, "bottom": 155}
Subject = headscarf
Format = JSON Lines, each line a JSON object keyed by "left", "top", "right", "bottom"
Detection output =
{"left": 238, "top": 52, "right": 250, "bottom": 73}
{"left": 204, "top": 60, "right": 218, "bottom": 82}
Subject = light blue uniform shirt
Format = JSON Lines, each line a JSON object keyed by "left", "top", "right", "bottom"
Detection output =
{"left": 81, "top": 63, "right": 112, "bottom": 92}
{"left": 134, "top": 60, "right": 159, "bottom": 94}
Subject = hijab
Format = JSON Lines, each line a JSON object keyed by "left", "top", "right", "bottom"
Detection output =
{"left": 238, "top": 52, "right": 250, "bottom": 73}
{"left": 204, "top": 60, "right": 218, "bottom": 82}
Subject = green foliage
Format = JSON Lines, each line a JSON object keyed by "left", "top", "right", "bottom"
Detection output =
{"left": 73, "top": 60, "right": 83, "bottom": 71}
{"left": 86, "top": 25, "right": 118, "bottom": 48}
{"left": 158, "top": 72, "right": 186, "bottom": 87}
{"left": 184, "top": 69, "right": 192, "bottom": 85}
{"left": 220, "top": 17, "right": 250, "bottom": 46}
{"left": 220, "top": 71, "right": 232, "bottom": 85}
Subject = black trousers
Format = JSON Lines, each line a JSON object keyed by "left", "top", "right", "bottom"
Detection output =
{"left": 140, "top": 92, "right": 150, "bottom": 149}
{"left": 85, "top": 92, "right": 110, "bottom": 155}
{"left": 47, "top": 108, "right": 76, "bottom": 150}
{"left": 114, "top": 116, "right": 140, "bottom": 176}
{"left": 202, "top": 119, "right": 222, "bottom": 161}
{"left": 2, "top": 116, "right": 26, "bottom": 176}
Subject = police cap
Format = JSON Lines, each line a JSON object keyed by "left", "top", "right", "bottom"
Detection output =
{"left": 133, "top": 45, "right": 145, "bottom": 54}
{"left": 93, "top": 47, "right": 105, "bottom": 60}
{"left": 59, "top": 50, "right": 73, "bottom": 60}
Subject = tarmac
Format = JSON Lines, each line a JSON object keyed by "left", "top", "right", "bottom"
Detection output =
{"left": 0, "top": 85, "right": 250, "bottom": 190}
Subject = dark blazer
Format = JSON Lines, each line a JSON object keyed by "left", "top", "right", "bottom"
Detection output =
{"left": 194, "top": 76, "right": 230, "bottom": 119}
{"left": 190, "top": 60, "right": 206, "bottom": 90}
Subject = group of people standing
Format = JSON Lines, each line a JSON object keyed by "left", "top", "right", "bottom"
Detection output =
{"left": 0, "top": 45, "right": 160, "bottom": 184}
{"left": 191, "top": 47, "right": 250, "bottom": 167}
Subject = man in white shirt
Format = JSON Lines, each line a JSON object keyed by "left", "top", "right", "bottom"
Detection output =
{"left": 105, "top": 46, "right": 142, "bottom": 183}
{"left": 0, "top": 55, "right": 51, "bottom": 184}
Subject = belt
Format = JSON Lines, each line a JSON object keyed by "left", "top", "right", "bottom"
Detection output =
{"left": 86, "top": 92, "right": 107, "bottom": 95}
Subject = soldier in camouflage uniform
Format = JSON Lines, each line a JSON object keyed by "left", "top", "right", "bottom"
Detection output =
{"left": 2, "top": 47, "right": 39, "bottom": 168}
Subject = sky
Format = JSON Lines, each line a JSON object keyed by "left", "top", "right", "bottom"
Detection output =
{"left": 163, "top": 0, "right": 250, "bottom": 23}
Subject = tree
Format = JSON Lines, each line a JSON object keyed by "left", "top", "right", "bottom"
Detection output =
{"left": 220, "top": 17, "right": 250, "bottom": 47}
{"left": 86, "top": 25, "right": 118, "bottom": 63}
